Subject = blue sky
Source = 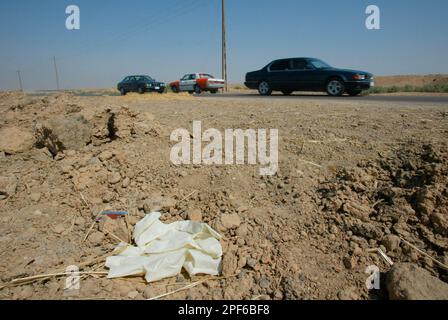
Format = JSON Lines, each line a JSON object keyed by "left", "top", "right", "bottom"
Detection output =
{"left": 0, "top": 0, "right": 447, "bottom": 90}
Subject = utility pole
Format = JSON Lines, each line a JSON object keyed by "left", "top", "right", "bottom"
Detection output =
{"left": 221, "top": 0, "right": 228, "bottom": 92}
{"left": 53, "top": 56, "right": 60, "bottom": 91}
{"left": 16, "top": 70, "right": 23, "bottom": 91}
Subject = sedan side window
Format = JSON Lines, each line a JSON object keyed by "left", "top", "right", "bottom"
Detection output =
{"left": 291, "top": 59, "right": 308, "bottom": 70}
{"left": 181, "top": 75, "right": 189, "bottom": 81}
{"left": 269, "top": 60, "right": 290, "bottom": 71}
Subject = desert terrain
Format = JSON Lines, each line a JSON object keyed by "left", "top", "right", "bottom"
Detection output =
{"left": 0, "top": 87, "right": 448, "bottom": 300}
{"left": 374, "top": 74, "right": 448, "bottom": 87}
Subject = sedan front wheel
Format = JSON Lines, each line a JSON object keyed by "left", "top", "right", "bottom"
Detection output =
{"left": 258, "top": 81, "right": 272, "bottom": 96}
{"left": 326, "top": 79, "right": 345, "bottom": 96}
{"left": 194, "top": 85, "right": 202, "bottom": 94}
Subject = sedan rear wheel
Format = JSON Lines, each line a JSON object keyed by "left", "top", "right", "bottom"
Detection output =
{"left": 120, "top": 88, "right": 126, "bottom": 96}
{"left": 258, "top": 81, "right": 272, "bottom": 96}
{"left": 138, "top": 87, "right": 145, "bottom": 94}
{"left": 326, "top": 79, "right": 345, "bottom": 96}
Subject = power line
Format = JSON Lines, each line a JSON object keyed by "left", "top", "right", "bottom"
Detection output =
{"left": 2, "top": 0, "right": 214, "bottom": 90}
{"left": 61, "top": 0, "right": 199, "bottom": 63}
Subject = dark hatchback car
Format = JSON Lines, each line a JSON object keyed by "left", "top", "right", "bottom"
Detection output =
{"left": 117, "top": 75, "right": 166, "bottom": 95}
{"left": 245, "top": 58, "right": 374, "bottom": 96}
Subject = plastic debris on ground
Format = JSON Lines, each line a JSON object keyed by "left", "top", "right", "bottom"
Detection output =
{"left": 101, "top": 210, "right": 129, "bottom": 220}
{"left": 105, "top": 212, "right": 223, "bottom": 283}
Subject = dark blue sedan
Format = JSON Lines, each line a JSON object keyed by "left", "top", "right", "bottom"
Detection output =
{"left": 245, "top": 58, "right": 374, "bottom": 96}
{"left": 117, "top": 75, "right": 166, "bottom": 95}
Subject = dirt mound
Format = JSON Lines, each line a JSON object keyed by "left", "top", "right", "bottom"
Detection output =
{"left": 319, "top": 142, "right": 448, "bottom": 285}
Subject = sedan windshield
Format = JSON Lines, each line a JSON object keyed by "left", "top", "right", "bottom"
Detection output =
{"left": 309, "top": 59, "right": 332, "bottom": 69}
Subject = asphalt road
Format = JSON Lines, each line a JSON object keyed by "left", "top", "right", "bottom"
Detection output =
{"left": 197, "top": 92, "right": 448, "bottom": 105}
{"left": 31, "top": 90, "right": 448, "bottom": 105}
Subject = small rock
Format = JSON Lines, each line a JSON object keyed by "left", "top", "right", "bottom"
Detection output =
{"left": 386, "top": 263, "right": 448, "bottom": 300}
{"left": 30, "top": 192, "right": 41, "bottom": 202}
{"left": 274, "top": 290, "right": 283, "bottom": 300}
{"left": 117, "top": 285, "right": 131, "bottom": 297}
{"left": 246, "top": 257, "right": 257, "bottom": 269}
{"left": 99, "top": 150, "right": 114, "bottom": 161}
{"left": 0, "top": 175, "right": 18, "bottom": 198}
{"left": 143, "top": 196, "right": 176, "bottom": 213}
{"left": 98, "top": 216, "right": 128, "bottom": 241}
{"left": 108, "top": 172, "right": 121, "bottom": 184}
{"left": 382, "top": 235, "right": 401, "bottom": 252}
{"left": 53, "top": 224, "right": 65, "bottom": 234}
{"left": 343, "top": 201, "right": 371, "bottom": 222}
{"left": 258, "top": 276, "right": 271, "bottom": 289}
{"left": 330, "top": 225, "right": 339, "bottom": 234}
{"left": 222, "top": 254, "right": 238, "bottom": 276}
{"left": 221, "top": 213, "right": 241, "bottom": 229}
{"left": 236, "top": 238, "right": 245, "bottom": 246}
{"left": 235, "top": 224, "right": 248, "bottom": 237}
{"left": 122, "top": 177, "right": 130, "bottom": 188}
{"left": 143, "top": 286, "right": 155, "bottom": 299}
{"left": 102, "top": 191, "right": 115, "bottom": 203}
{"left": 351, "top": 222, "right": 383, "bottom": 240}
{"left": 127, "top": 290, "right": 139, "bottom": 299}
{"left": 343, "top": 255, "right": 356, "bottom": 269}
{"left": 187, "top": 208, "right": 202, "bottom": 221}
{"left": 74, "top": 217, "right": 86, "bottom": 226}
{"left": 88, "top": 231, "right": 105, "bottom": 245}
{"left": 88, "top": 156, "right": 100, "bottom": 166}
{"left": 238, "top": 256, "right": 247, "bottom": 269}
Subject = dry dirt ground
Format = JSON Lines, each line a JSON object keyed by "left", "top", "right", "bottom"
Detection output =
{"left": 374, "top": 74, "right": 448, "bottom": 87}
{"left": 0, "top": 91, "right": 448, "bottom": 300}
